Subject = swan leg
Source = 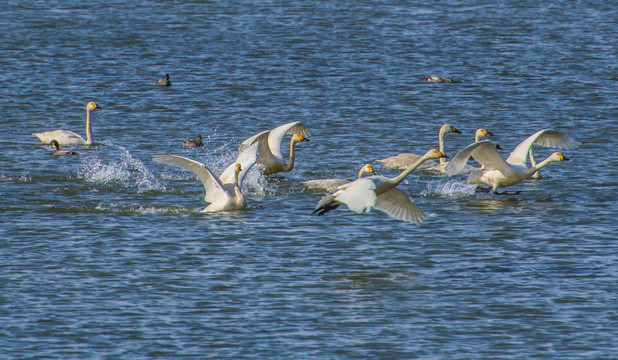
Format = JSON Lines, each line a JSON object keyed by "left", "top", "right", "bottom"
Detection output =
{"left": 494, "top": 190, "right": 521, "bottom": 195}
{"left": 475, "top": 186, "right": 492, "bottom": 193}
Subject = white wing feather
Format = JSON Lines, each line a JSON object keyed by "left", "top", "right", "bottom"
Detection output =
{"left": 374, "top": 188, "right": 427, "bottom": 224}
{"left": 506, "top": 129, "right": 580, "bottom": 167}
{"left": 333, "top": 178, "right": 378, "bottom": 213}
{"left": 219, "top": 143, "right": 258, "bottom": 186}
{"left": 153, "top": 155, "right": 226, "bottom": 204}
{"left": 445, "top": 141, "right": 508, "bottom": 176}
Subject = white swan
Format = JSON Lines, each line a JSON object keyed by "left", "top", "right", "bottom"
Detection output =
{"left": 157, "top": 74, "right": 171, "bottom": 86}
{"left": 313, "top": 149, "right": 446, "bottom": 224}
{"left": 377, "top": 124, "right": 461, "bottom": 171}
{"left": 153, "top": 144, "right": 258, "bottom": 212}
{"left": 49, "top": 140, "right": 77, "bottom": 156}
{"left": 33, "top": 101, "right": 101, "bottom": 146}
{"left": 303, "top": 163, "right": 375, "bottom": 193}
{"left": 444, "top": 129, "right": 578, "bottom": 194}
{"left": 238, "top": 121, "right": 311, "bottom": 175}
{"left": 523, "top": 130, "right": 579, "bottom": 178}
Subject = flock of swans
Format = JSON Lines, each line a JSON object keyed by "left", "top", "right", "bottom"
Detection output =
{"left": 32, "top": 100, "right": 580, "bottom": 224}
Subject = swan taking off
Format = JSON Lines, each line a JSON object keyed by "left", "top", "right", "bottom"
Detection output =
{"left": 49, "top": 140, "right": 77, "bottom": 156}
{"left": 33, "top": 101, "right": 101, "bottom": 146}
{"left": 303, "top": 163, "right": 375, "bottom": 193}
{"left": 444, "top": 129, "right": 578, "bottom": 194}
{"left": 157, "top": 74, "right": 171, "bottom": 86}
{"left": 181, "top": 134, "right": 204, "bottom": 147}
{"left": 153, "top": 144, "right": 258, "bottom": 212}
{"left": 377, "top": 124, "right": 460, "bottom": 171}
{"left": 238, "top": 121, "right": 311, "bottom": 175}
{"left": 313, "top": 149, "right": 447, "bottom": 224}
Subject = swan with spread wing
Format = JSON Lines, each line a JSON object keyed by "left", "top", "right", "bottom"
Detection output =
{"left": 238, "top": 121, "right": 310, "bottom": 175}
{"left": 153, "top": 144, "right": 258, "bottom": 212}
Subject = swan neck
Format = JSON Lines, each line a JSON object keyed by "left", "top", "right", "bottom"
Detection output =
{"left": 438, "top": 129, "right": 447, "bottom": 165}
{"left": 529, "top": 155, "right": 556, "bottom": 175}
{"left": 392, "top": 154, "right": 432, "bottom": 185}
{"left": 85, "top": 107, "right": 93, "bottom": 145}
{"left": 282, "top": 139, "right": 296, "bottom": 172}
{"left": 474, "top": 132, "right": 483, "bottom": 143}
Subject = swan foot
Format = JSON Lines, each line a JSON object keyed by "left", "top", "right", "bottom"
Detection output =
{"left": 494, "top": 190, "right": 521, "bottom": 195}
{"left": 475, "top": 186, "right": 492, "bottom": 193}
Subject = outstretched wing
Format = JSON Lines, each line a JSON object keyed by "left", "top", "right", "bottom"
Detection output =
{"left": 374, "top": 188, "right": 427, "bottom": 224}
{"left": 333, "top": 177, "right": 378, "bottom": 214}
{"left": 153, "top": 155, "right": 226, "bottom": 204}
{"left": 219, "top": 143, "right": 259, "bottom": 186}
{"left": 238, "top": 129, "right": 268, "bottom": 153}
{"left": 266, "top": 121, "right": 311, "bottom": 159}
{"left": 506, "top": 129, "right": 580, "bottom": 167}
{"left": 445, "top": 141, "right": 509, "bottom": 176}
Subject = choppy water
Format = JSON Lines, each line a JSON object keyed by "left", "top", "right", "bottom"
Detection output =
{"left": 2, "top": 1, "right": 617, "bottom": 359}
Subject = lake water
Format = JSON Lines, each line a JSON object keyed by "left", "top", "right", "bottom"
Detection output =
{"left": 1, "top": 1, "right": 617, "bottom": 358}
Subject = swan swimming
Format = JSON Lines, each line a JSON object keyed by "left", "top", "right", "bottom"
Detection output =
{"left": 181, "top": 134, "right": 204, "bottom": 147}
{"left": 444, "top": 129, "right": 578, "bottom": 194}
{"left": 32, "top": 101, "right": 101, "bottom": 146}
{"left": 153, "top": 144, "right": 258, "bottom": 212}
{"left": 377, "top": 123, "right": 460, "bottom": 171}
{"left": 238, "top": 121, "right": 311, "bottom": 175}
{"left": 157, "top": 74, "right": 171, "bottom": 86}
{"left": 313, "top": 149, "right": 447, "bottom": 224}
{"left": 303, "top": 163, "right": 375, "bottom": 193}
{"left": 49, "top": 140, "right": 77, "bottom": 156}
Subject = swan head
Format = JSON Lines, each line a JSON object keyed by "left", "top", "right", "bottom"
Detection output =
{"left": 49, "top": 140, "right": 60, "bottom": 150}
{"left": 477, "top": 128, "right": 493, "bottom": 137}
{"left": 235, "top": 163, "right": 243, "bottom": 173}
{"left": 550, "top": 152, "right": 569, "bottom": 162}
{"left": 441, "top": 124, "right": 461, "bottom": 135}
{"left": 425, "top": 149, "right": 448, "bottom": 160}
{"left": 360, "top": 163, "right": 375, "bottom": 176}
{"left": 291, "top": 133, "right": 309, "bottom": 143}
{"left": 86, "top": 102, "right": 101, "bottom": 111}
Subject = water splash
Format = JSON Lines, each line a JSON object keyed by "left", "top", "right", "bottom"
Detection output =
{"left": 78, "top": 142, "right": 165, "bottom": 193}
{"left": 421, "top": 179, "right": 477, "bottom": 197}
{"left": 0, "top": 171, "right": 32, "bottom": 183}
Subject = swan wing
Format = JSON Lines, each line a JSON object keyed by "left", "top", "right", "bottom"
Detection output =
{"left": 445, "top": 141, "right": 508, "bottom": 176}
{"left": 374, "top": 188, "right": 427, "bottom": 224}
{"left": 333, "top": 178, "right": 378, "bottom": 214}
{"left": 506, "top": 129, "right": 580, "bottom": 167}
{"left": 153, "top": 155, "right": 227, "bottom": 204}
{"left": 219, "top": 143, "right": 259, "bottom": 186}
{"left": 303, "top": 178, "right": 348, "bottom": 192}
{"left": 238, "top": 129, "right": 268, "bottom": 153}
{"left": 33, "top": 130, "right": 86, "bottom": 146}
{"left": 266, "top": 121, "right": 311, "bottom": 159}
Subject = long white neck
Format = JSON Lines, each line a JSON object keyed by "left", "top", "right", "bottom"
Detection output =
{"left": 527, "top": 154, "right": 558, "bottom": 177}
{"left": 282, "top": 139, "right": 297, "bottom": 172}
{"left": 528, "top": 148, "right": 540, "bottom": 178}
{"left": 85, "top": 107, "right": 93, "bottom": 145}
{"left": 474, "top": 131, "right": 484, "bottom": 143}
{"left": 438, "top": 128, "right": 448, "bottom": 165}
{"left": 392, "top": 153, "right": 436, "bottom": 186}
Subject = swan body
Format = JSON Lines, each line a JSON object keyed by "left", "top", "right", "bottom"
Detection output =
{"left": 426, "top": 75, "right": 453, "bottom": 83}
{"left": 153, "top": 144, "right": 258, "bottom": 212}
{"left": 49, "top": 140, "right": 77, "bottom": 156}
{"left": 303, "top": 163, "right": 375, "bottom": 192}
{"left": 377, "top": 124, "right": 460, "bottom": 171}
{"left": 313, "top": 149, "right": 446, "bottom": 224}
{"left": 445, "top": 130, "right": 575, "bottom": 194}
{"left": 33, "top": 102, "right": 101, "bottom": 146}
{"left": 181, "top": 134, "right": 204, "bottom": 147}
{"left": 238, "top": 121, "right": 311, "bottom": 175}
{"left": 157, "top": 74, "right": 171, "bottom": 86}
